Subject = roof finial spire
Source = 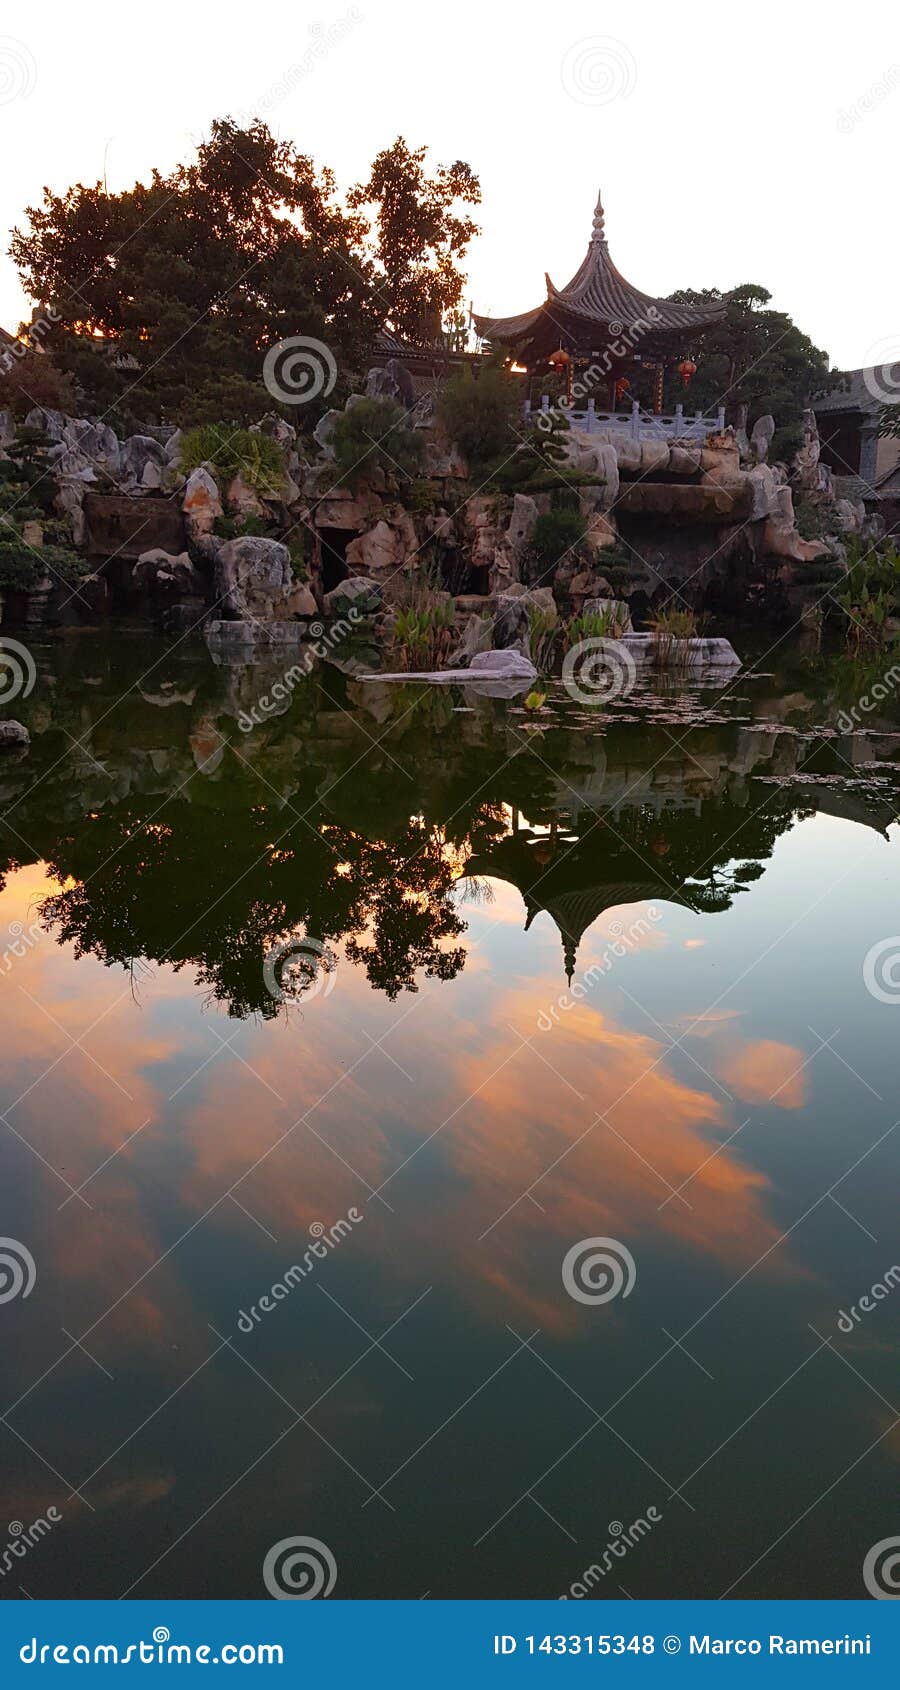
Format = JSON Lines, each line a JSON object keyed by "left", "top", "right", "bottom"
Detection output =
{"left": 591, "top": 189, "right": 606, "bottom": 245}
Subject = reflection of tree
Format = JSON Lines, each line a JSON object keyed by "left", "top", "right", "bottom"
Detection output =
{"left": 0, "top": 643, "right": 845, "bottom": 1017}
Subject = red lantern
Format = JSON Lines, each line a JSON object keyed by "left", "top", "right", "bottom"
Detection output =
{"left": 615, "top": 376, "right": 631, "bottom": 402}
{"left": 548, "top": 348, "right": 571, "bottom": 370}
{"left": 678, "top": 358, "right": 697, "bottom": 389}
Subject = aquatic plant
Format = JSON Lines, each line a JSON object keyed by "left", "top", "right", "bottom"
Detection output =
{"left": 649, "top": 605, "right": 699, "bottom": 667}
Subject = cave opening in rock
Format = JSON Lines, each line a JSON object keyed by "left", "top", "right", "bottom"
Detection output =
{"left": 319, "top": 529, "right": 350, "bottom": 594}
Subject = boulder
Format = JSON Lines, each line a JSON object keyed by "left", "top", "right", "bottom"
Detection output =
{"left": 745, "top": 463, "right": 783, "bottom": 521}
{"left": 182, "top": 467, "right": 223, "bottom": 541}
{"left": 668, "top": 444, "right": 702, "bottom": 476}
{"left": 225, "top": 472, "right": 266, "bottom": 519}
{"left": 834, "top": 498, "right": 865, "bottom": 535}
{"left": 0, "top": 720, "right": 30, "bottom": 750}
{"left": 613, "top": 436, "right": 642, "bottom": 473}
{"left": 62, "top": 417, "right": 121, "bottom": 473}
{"left": 285, "top": 583, "right": 318, "bottom": 618}
{"left": 365, "top": 358, "right": 416, "bottom": 409}
{"left": 133, "top": 548, "right": 204, "bottom": 602}
{"left": 584, "top": 511, "right": 618, "bottom": 554}
{"left": 762, "top": 487, "right": 830, "bottom": 564}
{"left": 639, "top": 439, "right": 670, "bottom": 476}
{"left": 313, "top": 409, "right": 342, "bottom": 460}
{"left": 409, "top": 394, "right": 436, "bottom": 429}
{"left": 506, "top": 494, "right": 539, "bottom": 558}
{"left": 214, "top": 536, "right": 294, "bottom": 619}
{"left": 323, "top": 576, "right": 383, "bottom": 618}
{"left": 23, "top": 406, "right": 66, "bottom": 442}
{"left": 120, "top": 434, "right": 168, "bottom": 490}
{"left": 751, "top": 414, "right": 775, "bottom": 464}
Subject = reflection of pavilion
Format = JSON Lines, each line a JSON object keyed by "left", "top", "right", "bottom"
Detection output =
{"left": 463, "top": 810, "right": 693, "bottom": 983}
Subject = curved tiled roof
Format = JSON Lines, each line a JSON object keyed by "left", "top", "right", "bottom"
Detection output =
{"left": 474, "top": 191, "right": 725, "bottom": 346}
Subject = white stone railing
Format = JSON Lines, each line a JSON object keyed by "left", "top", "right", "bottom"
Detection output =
{"left": 524, "top": 397, "right": 726, "bottom": 442}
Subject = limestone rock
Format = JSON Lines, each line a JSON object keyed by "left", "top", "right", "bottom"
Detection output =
{"left": 133, "top": 548, "right": 204, "bottom": 602}
{"left": 23, "top": 406, "right": 66, "bottom": 442}
{"left": 285, "top": 583, "right": 318, "bottom": 618}
{"left": 121, "top": 434, "right": 168, "bottom": 490}
{"left": 639, "top": 439, "right": 670, "bottom": 476}
{"left": 668, "top": 444, "right": 702, "bottom": 476}
{"left": 584, "top": 512, "right": 618, "bottom": 555}
{"left": 214, "top": 536, "right": 294, "bottom": 620}
{"left": 365, "top": 358, "right": 416, "bottom": 409}
{"left": 583, "top": 597, "right": 633, "bottom": 631}
{"left": 226, "top": 472, "right": 265, "bottom": 518}
{"left": 506, "top": 494, "right": 539, "bottom": 557}
{"left": 182, "top": 468, "right": 223, "bottom": 541}
{"left": 323, "top": 576, "right": 383, "bottom": 617}
{"left": 409, "top": 395, "right": 436, "bottom": 429}
{"left": 313, "top": 409, "right": 342, "bottom": 460}
{"left": 762, "top": 487, "right": 830, "bottom": 563}
{"left": 344, "top": 518, "right": 410, "bottom": 579}
{"left": 751, "top": 414, "right": 775, "bottom": 464}
{"left": 0, "top": 720, "right": 30, "bottom": 750}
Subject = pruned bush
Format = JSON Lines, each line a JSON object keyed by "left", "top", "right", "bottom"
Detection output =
{"left": 179, "top": 425, "right": 286, "bottom": 492}
{"left": 438, "top": 365, "right": 519, "bottom": 465}
{"left": 0, "top": 346, "right": 76, "bottom": 419}
{"left": 330, "top": 398, "right": 424, "bottom": 490}
{"left": 530, "top": 507, "right": 587, "bottom": 570}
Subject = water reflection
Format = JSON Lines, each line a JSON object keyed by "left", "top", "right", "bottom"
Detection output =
{"left": 1, "top": 638, "right": 899, "bottom": 1600}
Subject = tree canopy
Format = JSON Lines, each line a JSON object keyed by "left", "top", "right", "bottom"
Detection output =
{"left": 9, "top": 119, "right": 480, "bottom": 428}
{"left": 665, "top": 282, "right": 835, "bottom": 429}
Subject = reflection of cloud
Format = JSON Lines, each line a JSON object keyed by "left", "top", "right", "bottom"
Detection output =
{"left": 717, "top": 1040, "right": 809, "bottom": 1109}
{"left": 668, "top": 1009, "right": 742, "bottom": 1039}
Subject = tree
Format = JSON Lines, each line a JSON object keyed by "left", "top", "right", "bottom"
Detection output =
{"left": 10, "top": 120, "right": 480, "bottom": 427}
{"left": 348, "top": 138, "right": 480, "bottom": 344}
{"left": 664, "top": 283, "right": 836, "bottom": 427}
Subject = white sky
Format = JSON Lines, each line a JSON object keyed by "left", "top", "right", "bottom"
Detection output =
{"left": 0, "top": 0, "right": 897, "bottom": 371}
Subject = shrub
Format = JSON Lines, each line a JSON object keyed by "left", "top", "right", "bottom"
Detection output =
{"left": 566, "top": 606, "right": 629, "bottom": 644}
{"left": 179, "top": 425, "right": 286, "bottom": 493}
{"left": 438, "top": 365, "right": 519, "bottom": 465}
{"left": 530, "top": 508, "right": 586, "bottom": 571}
{"left": 390, "top": 602, "right": 455, "bottom": 671}
{"left": 0, "top": 346, "right": 76, "bottom": 419}
{"left": 0, "top": 540, "right": 86, "bottom": 589}
{"left": 330, "top": 398, "right": 424, "bottom": 490}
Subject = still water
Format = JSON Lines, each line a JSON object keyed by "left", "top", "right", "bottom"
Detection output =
{"left": 1, "top": 633, "right": 899, "bottom": 1600}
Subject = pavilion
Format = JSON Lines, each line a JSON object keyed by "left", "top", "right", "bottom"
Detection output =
{"left": 473, "top": 190, "right": 726, "bottom": 429}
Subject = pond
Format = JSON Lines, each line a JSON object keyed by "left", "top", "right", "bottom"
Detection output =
{"left": 1, "top": 631, "right": 899, "bottom": 1600}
